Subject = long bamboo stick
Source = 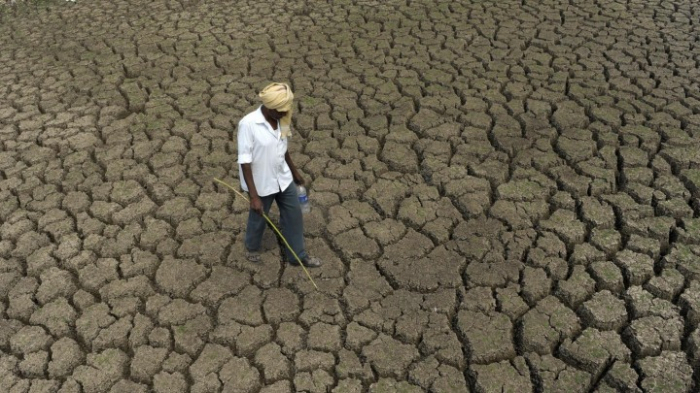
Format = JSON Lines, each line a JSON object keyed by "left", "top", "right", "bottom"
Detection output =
{"left": 213, "top": 177, "right": 319, "bottom": 290}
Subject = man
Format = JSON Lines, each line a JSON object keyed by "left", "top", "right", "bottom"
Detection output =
{"left": 236, "top": 82, "right": 322, "bottom": 268}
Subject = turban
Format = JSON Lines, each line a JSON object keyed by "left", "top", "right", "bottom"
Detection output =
{"left": 259, "top": 82, "right": 294, "bottom": 138}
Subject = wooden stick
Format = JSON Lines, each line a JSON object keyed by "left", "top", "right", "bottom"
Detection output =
{"left": 213, "top": 177, "right": 319, "bottom": 290}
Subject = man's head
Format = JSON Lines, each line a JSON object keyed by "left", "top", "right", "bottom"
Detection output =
{"left": 259, "top": 83, "right": 293, "bottom": 113}
{"left": 259, "top": 82, "right": 294, "bottom": 137}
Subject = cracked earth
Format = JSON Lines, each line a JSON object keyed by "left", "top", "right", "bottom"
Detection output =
{"left": 1, "top": 0, "right": 699, "bottom": 392}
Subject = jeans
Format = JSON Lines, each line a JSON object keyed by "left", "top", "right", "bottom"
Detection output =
{"left": 245, "top": 183, "right": 307, "bottom": 262}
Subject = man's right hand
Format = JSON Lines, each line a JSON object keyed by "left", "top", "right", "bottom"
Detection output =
{"left": 250, "top": 196, "right": 264, "bottom": 215}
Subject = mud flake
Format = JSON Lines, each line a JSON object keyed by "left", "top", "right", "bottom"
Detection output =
{"left": 556, "top": 265, "right": 596, "bottom": 309}
{"left": 465, "top": 261, "right": 521, "bottom": 288}
{"left": 29, "top": 298, "right": 78, "bottom": 337}
{"left": 496, "top": 285, "right": 530, "bottom": 321}
{"left": 78, "top": 258, "right": 119, "bottom": 293}
{"left": 334, "top": 228, "right": 381, "bottom": 259}
{"left": 10, "top": 325, "right": 53, "bottom": 355}
{"left": 110, "top": 180, "right": 146, "bottom": 205}
{"left": 521, "top": 266, "right": 552, "bottom": 304}
{"left": 560, "top": 328, "right": 631, "bottom": 378}
{"left": 457, "top": 310, "right": 514, "bottom": 364}
{"left": 190, "top": 266, "right": 249, "bottom": 307}
{"left": 19, "top": 350, "right": 48, "bottom": 378}
{"left": 91, "top": 316, "right": 132, "bottom": 352}
{"left": 218, "top": 357, "right": 260, "bottom": 392}
{"left": 294, "top": 350, "right": 335, "bottom": 373}
{"left": 343, "top": 261, "right": 392, "bottom": 314}
{"left": 578, "top": 290, "right": 628, "bottom": 331}
{"left": 26, "top": 246, "right": 58, "bottom": 278}
{"left": 344, "top": 322, "right": 377, "bottom": 353}
{"left": 378, "top": 244, "right": 463, "bottom": 291}
{"left": 680, "top": 280, "right": 700, "bottom": 327}
{"left": 153, "top": 371, "right": 188, "bottom": 393}
{"left": 604, "top": 362, "right": 640, "bottom": 393}
{"left": 589, "top": 261, "right": 625, "bottom": 294}
{"left": 397, "top": 195, "right": 438, "bottom": 227}
{"left": 540, "top": 209, "right": 587, "bottom": 244}
{"left": 72, "top": 348, "right": 129, "bottom": 393}
{"left": 155, "top": 257, "right": 207, "bottom": 298}
{"left": 590, "top": 228, "right": 622, "bottom": 255}
{"left": 259, "top": 380, "right": 292, "bottom": 393}
{"left": 218, "top": 286, "right": 264, "bottom": 326}
{"left": 130, "top": 346, "right": 168, "bottom": 383}
{"left": 636, "top": 351, "right": 693, "bottom": 393}
{"left": 274, "top": 322, "right": 305, "bottom": 357}
{"left": 157, "top": 299, "right": 207, "bottom": 326}
{"left": 254, "top": 342, "right": 291, "bottom": 383}
{"left": 526, "top": 353, "right": 592, "bottom": 393}
{"left": 189, "top": 343, "right": 232, "bottom": 382}
{"left": 109, "top": 380, "right": 149, "bottom": 393}
{"left": 308, "top": 322, "right": 342, "bottom": 352}
{"left": 362, "top": 334, "right": 419, "bottom": 379}
{"left": 369, "top": 378, "right": 423, "bottom": 393}
{"left": 471, "top": 356, "right": 532, "bottom": 393}
{"left": 98, "top": 276, "right": 155, "bottom": 303}
{"left": 36, "top": 268, "right": 78, "bottom": 306}
{"left": 644, "top": 268, "right": 685, "bottom": 301}
{"left": 363, "top": 219, "right": 407, "bottom": 246}
{"left": 624, "top": 286, "right": 681, "bottom": 320}
{"left": 162, "top": 352, "right": 193, "bottom": 374}
{"left": 624, "top": 315, "right": 683, "bottom": 357}
{"left": 294, "top": 370, "right": 335, "bottom": 393}
{"left": 520, "top": 296, "right": 581, "bottom": 354}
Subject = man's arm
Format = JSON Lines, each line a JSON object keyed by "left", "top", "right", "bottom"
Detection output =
{"left": 285, "top": 152, "right": 304, "bottom": 185}
{"left": 237, "top": 122, "right": 263, "bottom": 215}
{"left": 241, "top": 164, "right": 263, "bottom": 215}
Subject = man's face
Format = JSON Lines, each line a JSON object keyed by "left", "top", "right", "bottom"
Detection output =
{"left": 268, "top": 108, "right": 287, "bottom": 120}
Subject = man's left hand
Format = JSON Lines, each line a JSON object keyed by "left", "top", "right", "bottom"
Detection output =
{"left": 294, "top": 175, "right": 305, "bottom": 186}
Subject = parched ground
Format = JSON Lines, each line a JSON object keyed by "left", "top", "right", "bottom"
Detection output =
{"left": 1, "top": 0, "right": 699, "bottom": 392}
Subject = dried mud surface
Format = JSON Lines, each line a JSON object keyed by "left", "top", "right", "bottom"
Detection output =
{"left": 1, "top": 0, "right": 700, "bottom": 392}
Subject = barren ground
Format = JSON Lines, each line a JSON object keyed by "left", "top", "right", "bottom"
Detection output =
{"left": 1, "top": 0, "right": 700, "bottom": 392}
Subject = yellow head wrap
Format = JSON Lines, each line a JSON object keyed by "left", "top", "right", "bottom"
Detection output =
{"left": 259, "top": 82, "right": 294, "bottom": 138}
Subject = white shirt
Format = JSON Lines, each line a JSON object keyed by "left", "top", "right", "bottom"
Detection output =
{"left": 237, "top": 106, "right": 294, "bottom": 197}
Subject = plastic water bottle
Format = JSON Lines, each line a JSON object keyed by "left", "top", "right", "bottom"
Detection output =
{"left": 298, "top": 185, "right": 310, "bottom": 214}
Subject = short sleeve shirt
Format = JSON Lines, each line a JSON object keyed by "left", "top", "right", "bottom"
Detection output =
{"left": 237, "top": 106, "right": 294, "bottom": 197}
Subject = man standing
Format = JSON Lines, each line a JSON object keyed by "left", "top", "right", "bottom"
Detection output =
{"left": 236, "top": 82, "right": 322, "bottom": 268}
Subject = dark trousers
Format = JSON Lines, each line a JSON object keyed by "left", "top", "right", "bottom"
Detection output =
{"left": 245, "top": 183, "right": 307, "bottom": 261}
